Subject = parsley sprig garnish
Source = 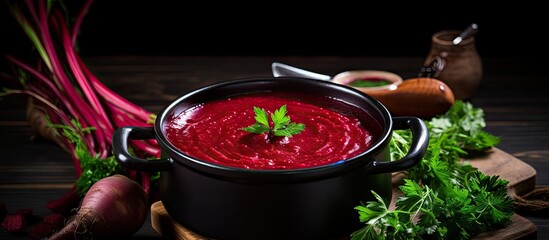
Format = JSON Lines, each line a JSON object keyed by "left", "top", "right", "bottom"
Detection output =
{"left": 241, "top": 105, "right": 305, "bottom": 138}
{"left": 351, "top": 100, "right": 513, "bottom": 240}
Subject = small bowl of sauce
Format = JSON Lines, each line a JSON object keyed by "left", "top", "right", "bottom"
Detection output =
{"left": 332, "top": 70, "right": 403, "bottom": 94}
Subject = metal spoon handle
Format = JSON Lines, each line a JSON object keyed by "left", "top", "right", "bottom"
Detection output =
{"left": 452, "top": 23, "right": 479, "bottom": 45}
{"left": 271, "top": 62, "right": 332, "bottom": 81}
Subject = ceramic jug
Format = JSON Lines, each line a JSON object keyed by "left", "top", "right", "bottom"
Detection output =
{"left": 424, "top": 30, "right": 482, "bottom": 100}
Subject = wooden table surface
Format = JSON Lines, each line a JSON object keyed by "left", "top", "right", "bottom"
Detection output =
{"left": 1, "top": 56, "right": 547, "bottom": 239}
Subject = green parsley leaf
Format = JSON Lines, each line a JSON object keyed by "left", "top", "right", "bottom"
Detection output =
{"left": 271, "top": 105, "right": 291, "bottom": 132}
{"left": 352, "top": 100, "right": 513, "bottom": 240}
{"left": 253, "top": 106, "right": 270, "bottom": 127}
{"left": 273, "top": 122, "right": 306, "bottom": 137}
{"left": 240, "top": 122, "right": 271, "bottom": 135}
{"left": 429, "top": 100, "right": 501, "bottom": 152}
{"left": 240, "top": 107, "right": 271, "bottom": 134}
{"left": 241, "top": 105, "right": 305, "bottom": 138}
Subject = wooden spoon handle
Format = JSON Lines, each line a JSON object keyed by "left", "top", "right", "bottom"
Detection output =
{"left": 363, "top": 78, "right": 455, "bottom": 119}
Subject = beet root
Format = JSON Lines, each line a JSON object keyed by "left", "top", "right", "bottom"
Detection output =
{"left": 47, "top": 174, "right": 148, "bottom": 240}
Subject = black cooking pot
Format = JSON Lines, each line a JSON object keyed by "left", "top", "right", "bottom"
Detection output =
{"left": 113, "top": 77, "right": 429, "bottom": 240}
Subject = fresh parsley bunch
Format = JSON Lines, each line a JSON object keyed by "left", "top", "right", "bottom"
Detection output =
{"left": 352, "top": 100, "right": 513, "bottom": 240}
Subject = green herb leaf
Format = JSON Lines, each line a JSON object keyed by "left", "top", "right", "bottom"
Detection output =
{"left": 429, "top": 100, "right": 501, "bottom": 152}
{"left": 240, "top": 122, "right": 271, "bottom": 134}
{"left": 240, "top": 107, "right": 271, "bottom": 134}
{"left": 271, "top": 105, "right": 291, "bottom": 132}
{"left": 353, "top": 100, "right": 513, "bottom": 240}
{"left": 273, "top": 122, "right": 306, "bottom": 137}
{"left": 241, "top": 105, "right": 305, "bottom": 138}
{"left": 51, "top": 120, "right": 122, "bottom": 196}
{"left": 253, "top": 106, "right": 270, "bottom": 127}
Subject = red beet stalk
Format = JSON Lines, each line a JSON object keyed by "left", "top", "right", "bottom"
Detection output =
{"left": 3, "top": 0, "right": 161, "bottom": 197}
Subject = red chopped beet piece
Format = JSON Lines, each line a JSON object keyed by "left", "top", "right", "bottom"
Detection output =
{"left": 42, "top": 213, "right": 65, "bottom": 229}
{"left": 27, "top": 223, "right": 54, "bottom": 240}
{"left": 46, "top": 187, "right": 81, "bottom": 214}
{"left": 1, "top": 213, "right": 27, "bottom": 232}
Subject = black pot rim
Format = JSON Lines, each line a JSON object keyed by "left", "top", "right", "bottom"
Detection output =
{"left": 154, "top": 77, "right": 393, "bottom": 181}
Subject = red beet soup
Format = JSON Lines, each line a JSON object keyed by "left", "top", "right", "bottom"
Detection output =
{"left": 163, "top": 92, "right": 381, "bottom": 170}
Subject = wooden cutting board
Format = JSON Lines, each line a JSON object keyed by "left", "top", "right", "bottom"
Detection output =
{"left": 150, "top": 147, "right": 537, "bottom": 240}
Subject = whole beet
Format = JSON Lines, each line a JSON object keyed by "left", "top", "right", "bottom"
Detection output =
{"left": 48, "top": 174, "right": 148, "bottom": 240}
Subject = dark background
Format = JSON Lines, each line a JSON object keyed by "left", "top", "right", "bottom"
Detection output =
{"left": 1, "top": 1, "right": 547, "bottom": 58}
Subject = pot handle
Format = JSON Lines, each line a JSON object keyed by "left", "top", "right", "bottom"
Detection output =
{"left": 113, "top": 126, "right": 173, "bottom": 172}
{"left": 366, "top": 117, "right": 429, "bottom": 174}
